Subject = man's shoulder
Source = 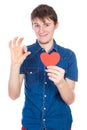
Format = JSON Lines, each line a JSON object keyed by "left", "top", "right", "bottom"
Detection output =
{"left": 27, "top": 43, "right": 37, "bottom": 51}
{"left": 56, "top": 43, "right": 76, "bottom": 60}
{"left": 56, "top": 44, "right": 73, "bottom": 54}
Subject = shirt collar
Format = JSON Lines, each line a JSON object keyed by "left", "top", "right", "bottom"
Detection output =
{"left": 35, "top": 39, "right": 58, "bottom": 53}
{"left": 51, "top": 39, "right": 58, "bottom": 52}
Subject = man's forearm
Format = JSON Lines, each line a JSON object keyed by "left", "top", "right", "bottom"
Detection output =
{"left": 8, "top": 65, "right": 21, "bottom": 99}
{"left": 56, "top": 79, "right": 75, "bottom": 105}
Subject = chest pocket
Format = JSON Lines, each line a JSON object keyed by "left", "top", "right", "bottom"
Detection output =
{"left": 24, "top": 67, "right": 39, "bottom": 85}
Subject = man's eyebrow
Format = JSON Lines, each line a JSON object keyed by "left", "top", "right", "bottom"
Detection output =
{"left": 32, "top": 23, "right": 36, "bottom": 24}
{"left": 32, "top": 22, "right": 52, "bottom": 25}
{"left": 32, "top": 22, "right": 39, "bottom": 25}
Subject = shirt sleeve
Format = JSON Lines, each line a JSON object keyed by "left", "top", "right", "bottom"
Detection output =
{"left": 20, "top": 60, "right": 26, "bottom": 74}
{"left": 65, "top": 51, "right": 78, "bottom": 81}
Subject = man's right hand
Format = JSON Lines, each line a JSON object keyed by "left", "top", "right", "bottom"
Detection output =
{"left": 9, "top": 37, "right": 31, "bottom": 66}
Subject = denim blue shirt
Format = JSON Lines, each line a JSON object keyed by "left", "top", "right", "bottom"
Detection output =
{"left": 20, "top": 40, "right": 78, "bottom": 130}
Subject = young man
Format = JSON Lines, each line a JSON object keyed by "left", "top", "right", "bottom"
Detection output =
{"left": 8, "top": 4, "right": 78, "bottom": 130}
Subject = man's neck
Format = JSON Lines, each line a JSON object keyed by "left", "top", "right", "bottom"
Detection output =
{"left": 38, "top": 40, "right": 54, "bottom": 53}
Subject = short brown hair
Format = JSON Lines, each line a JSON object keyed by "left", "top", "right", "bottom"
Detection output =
{"left": 31, "top": 4, "right": 58, "bottom": 25}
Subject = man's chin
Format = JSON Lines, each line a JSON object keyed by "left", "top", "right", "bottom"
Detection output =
{"left": 38, "top": 40, "right": 49, "bottom": 44}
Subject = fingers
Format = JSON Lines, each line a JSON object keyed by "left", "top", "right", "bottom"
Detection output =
{"left": 23, "top": 45, "right": 28, "bottom": 53}
{"left": 8, "top": 37, "right": 31, "bottom": 66}
{"left": 47, "top": 66, "right": 65, "bottom": 74}
{"left": 47, "top": 72, "right": 57, "bottom": 79}
{"left": 45, "top": 65, "right": 65, "bottom": 84}
{"left": 9, "top": 40, "right": 12, "bottom": 50}
{"left": 23, "top": 45, "right": 31, "bottom": 55}
{"left": 17, "top": 37, "right": 24, "bottom": 46}
{"left": 9, "top": 37, "right": 24, "bottom": 49}
{"left": 13, "top": 37, "right": 18, "bottom": 47}
{"left": 22, "top": 51, "right": 31, "bottom": 61}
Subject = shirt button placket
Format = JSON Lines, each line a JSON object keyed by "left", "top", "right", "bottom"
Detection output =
{"left": 42, "top": 70, "right": 47, "bottom": 129}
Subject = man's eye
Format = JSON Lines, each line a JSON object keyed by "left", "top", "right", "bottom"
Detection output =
{"left": 44, "top": 24, "right": 50, "bottom": 27}
{"left": 35, "top": 24, "right": 40, "bottom": 27}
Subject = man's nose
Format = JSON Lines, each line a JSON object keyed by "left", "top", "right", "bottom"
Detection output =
{"left": 39, "top": 26, "right": 45, "bottom": 32}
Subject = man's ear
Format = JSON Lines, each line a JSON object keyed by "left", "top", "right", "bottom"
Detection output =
{"left": 32, "top": 23, "right": 34, "bottom": 30}
{"left": 55, "top": 22, "right": 59, "bottom": 29}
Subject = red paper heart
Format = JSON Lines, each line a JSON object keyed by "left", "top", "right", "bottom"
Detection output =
{"left": 40, "top": 52, "right": 60, "bottom": 67}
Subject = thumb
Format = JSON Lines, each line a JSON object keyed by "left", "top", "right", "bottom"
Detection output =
{"left": 22, "top": 51, "right": 31, "bottom": 61}
{"left": 23, "top": 45, "right": 27, "bottom": 53}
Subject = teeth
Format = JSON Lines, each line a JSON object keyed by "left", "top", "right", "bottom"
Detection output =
{"left": 40, "top": 34, "right": 47, "bottom": 36}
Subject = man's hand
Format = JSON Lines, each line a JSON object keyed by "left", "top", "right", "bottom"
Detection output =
{"left": 45, "top": 66, "right": 65, "bottom": 86}
{"left": 9, "top": 37, "right": 31, "bottom": 66}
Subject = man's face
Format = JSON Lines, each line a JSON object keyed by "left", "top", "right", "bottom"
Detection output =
{"left": 32, "top": 18, "right": 58, "bottom": 44}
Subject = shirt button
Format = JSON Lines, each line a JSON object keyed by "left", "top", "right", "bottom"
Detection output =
{"left": 44, "top": 95, "right": 47, "bottom": 97}
{"left": 30, "top": 71, "right": 32, "bottom": 74}
{"left": 43, "top": 119, "right": 46, "bottom": 121}
{"left": 45, "top": 82, "right": 47, "bottom": 84}
{"left": 42, "top": 48, "right": 45, "bottom": 51}
{"left": 44, "top": 107, "right": 46, "bottom": 110}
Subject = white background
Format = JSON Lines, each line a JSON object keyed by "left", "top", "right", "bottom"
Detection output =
{"left": 0, "top": 0, "right": 87, "bottom": 129}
